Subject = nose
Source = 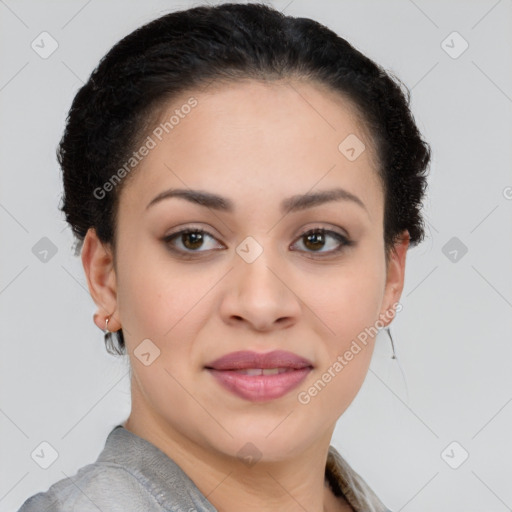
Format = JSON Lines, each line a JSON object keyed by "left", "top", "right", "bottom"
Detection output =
{"left": 219, "top": 250, "right": 301, "bottom": 332}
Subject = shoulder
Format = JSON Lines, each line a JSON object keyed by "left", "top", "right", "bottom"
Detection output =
{"left": 17, "top": 461, "right": 163, "bottom": 512}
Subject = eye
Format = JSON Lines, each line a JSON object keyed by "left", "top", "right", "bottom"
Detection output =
{"left": 290, "top": 227, "right": 353, "bottom": 256}
{"left": 162, "top": 225, "right": 353, "bottom": 259}
{"left": 163, "top": 228, "right": 224, "bottom": 255}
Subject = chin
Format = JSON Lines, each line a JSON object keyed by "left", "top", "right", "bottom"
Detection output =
{"left": 208, "top": 419, "right": 320, "bottom": 461}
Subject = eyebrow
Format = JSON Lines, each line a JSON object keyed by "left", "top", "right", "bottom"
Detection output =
{"left": 145, "top": 187, "right": 368, "bottom": 215}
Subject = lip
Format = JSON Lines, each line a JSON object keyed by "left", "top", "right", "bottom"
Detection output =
{"left": 205, "top": 350, "right": 313, "bottom": 402}
{"left": 205, "top": 350, "right": 314, "bottom": 371}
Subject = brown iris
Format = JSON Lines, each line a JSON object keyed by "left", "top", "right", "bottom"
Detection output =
{"left": 303, "top": 231, "right": 326, "bottom": 252}
{"left": 181, "top": 231, "right": 204, "bottom": 250}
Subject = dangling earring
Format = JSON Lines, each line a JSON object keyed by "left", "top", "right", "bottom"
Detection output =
{"left": 385, "top": 326, "right": 397, "bottom": 359}
{"left": 104, "top": 315, "right": 113, "bottom": 345}
{"left": 384, "top": 325, "right": 409, "bottom": 403}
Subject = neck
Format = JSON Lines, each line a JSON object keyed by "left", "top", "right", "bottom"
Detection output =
{"left": 123, "top": 410, "right": 343, "bottom": 512}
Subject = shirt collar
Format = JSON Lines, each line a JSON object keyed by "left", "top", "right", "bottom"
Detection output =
{"left": 326, "top": 445, "right": 390, "bottom": 512}
{"left": 97, "top": 425, "right": 216, "bottom": 511}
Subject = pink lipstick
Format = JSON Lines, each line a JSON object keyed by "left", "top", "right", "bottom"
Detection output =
{"left": 205, "top": 350, "right": 313, "bottom": 402}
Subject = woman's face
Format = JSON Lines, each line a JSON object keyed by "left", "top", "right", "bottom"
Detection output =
{"left": 85, "top": 79, "right": 408, "bottom": 461}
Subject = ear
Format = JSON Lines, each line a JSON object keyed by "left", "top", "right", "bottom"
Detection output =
{"left": 81, "top": 228, "right": 121, "bottom": 332}
{"left": 378, "top": 230, "right": 410, "bottom": 326}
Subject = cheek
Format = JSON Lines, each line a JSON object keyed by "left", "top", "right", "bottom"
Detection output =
{"left": 316, "top": 258, "right": 385, "bottom": 336}
{"left": 116, "top": 254, "right": 214, "bottom": 404}
{"left": 307, "top": 250, "right": 386, "bottom": 390}
{"left": 299, "top": 270, "right": 384, "bottom": 416}
{"left": 115, "top": 243, "right": 212, "bottom": 344}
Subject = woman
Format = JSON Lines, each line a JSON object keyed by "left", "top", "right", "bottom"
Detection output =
{"left": 18, "top": 2, "right": 430, "bottom": 511}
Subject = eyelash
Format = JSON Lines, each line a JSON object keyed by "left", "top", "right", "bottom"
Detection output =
{"left": 162, "top": 226, "right": 354, "bottom": 259}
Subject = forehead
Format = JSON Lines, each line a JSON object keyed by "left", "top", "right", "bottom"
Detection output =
{"left": 118, "top": 79, "right": 383, "bottom": 218}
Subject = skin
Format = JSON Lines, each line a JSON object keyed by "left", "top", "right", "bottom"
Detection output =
{"left": 82, "top": 79, "right": 409, "bottom": 512}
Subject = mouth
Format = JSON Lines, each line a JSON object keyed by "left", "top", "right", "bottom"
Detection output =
{"left": 204, "top": 350, "right": 314, "bottom": 402}
{"left": 222, "top": 367, "right": 299, "bottom": 375}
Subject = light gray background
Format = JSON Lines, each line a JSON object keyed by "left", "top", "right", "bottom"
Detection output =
{"left": 1, "top": 0, "right": 511, "bottom": 510}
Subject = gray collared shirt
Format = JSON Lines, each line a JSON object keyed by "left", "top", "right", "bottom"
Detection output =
{"left": 18, "top": 425, "right": 391, "bottom": 512}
